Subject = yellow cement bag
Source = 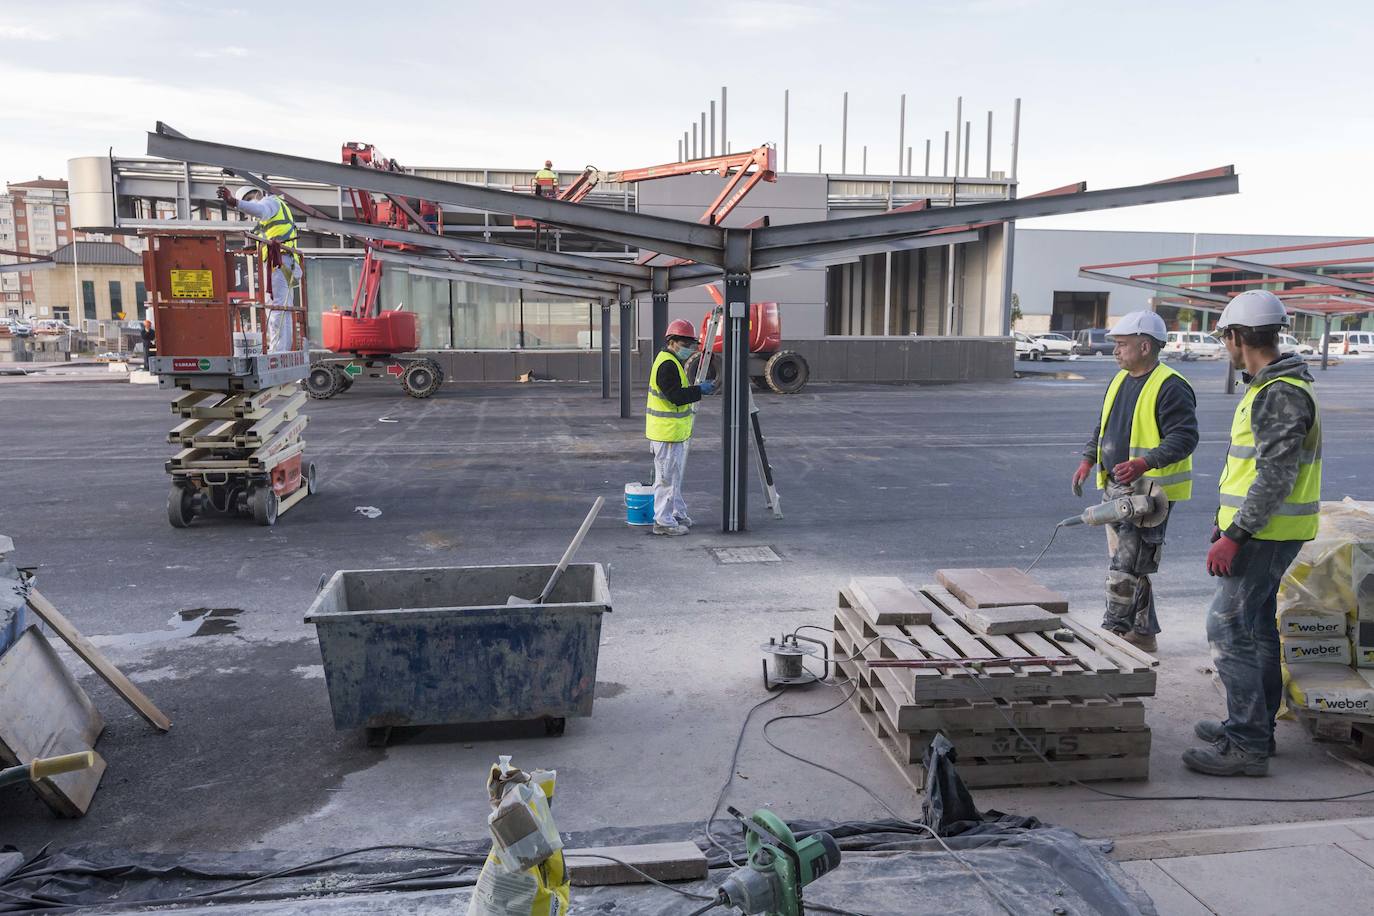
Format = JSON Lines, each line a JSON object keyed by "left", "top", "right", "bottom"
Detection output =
{"left": 1279, "top": 499, "right": 1374, "bottom": 620}
{"left": 466, "top": 758, "right": 570, "bottom": 916}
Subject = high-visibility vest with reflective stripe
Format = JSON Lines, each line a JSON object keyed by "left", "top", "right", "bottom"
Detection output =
{"left": 1217, "top": 376, "right": 1322, "bottom": 541}
{"left": 1095, "top": 363, "right": 1194, "bottom": 501}
{"left": 645, "top": 351, "right": 694, "bottom": 442}
{"left": 534, "top": 168, "right": 558, "bottom": 182}
{"left": 256, "top": 197, "right": 300, "bottom": 265}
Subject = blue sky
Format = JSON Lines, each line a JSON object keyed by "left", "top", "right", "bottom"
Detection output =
{"left": 3, "top": 0, "right": 1371, "bottom": 234}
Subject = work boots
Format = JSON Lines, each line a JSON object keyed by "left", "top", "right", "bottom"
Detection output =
{"left": 1119, "top": 630, "right": 1158, "bottom": 653}
{"left": 1181, "top": 739, "right": 1269, "bottom": 777}
{"left": 1194, "top": 719, "right": 1277, "bottom": 756}
{"left": 651, "top": 524, "right": 688, "bottom": 537}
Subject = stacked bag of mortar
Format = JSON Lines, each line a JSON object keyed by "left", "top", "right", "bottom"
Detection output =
{"left": 1279, "top": 499, "right": 1374, "bottom": 715}
{"left": 467, "top": 755, "right": 569, "bottom": 916}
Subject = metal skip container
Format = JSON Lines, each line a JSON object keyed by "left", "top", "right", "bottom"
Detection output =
{"left": 305, "top": 564, "right": 611, "bottom": 738}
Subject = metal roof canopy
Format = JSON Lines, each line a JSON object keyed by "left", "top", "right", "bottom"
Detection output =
{"left": 146, "top": 124, "right": 1239, "bottom": 533}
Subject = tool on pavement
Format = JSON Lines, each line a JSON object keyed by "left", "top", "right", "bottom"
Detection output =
{"left": 507, "top": 497, "right": 605, "bottom": 605}
{"left": 1060, "top": 478, "right": 1169, "bottom": 529}
{"left": 691, "top": 807, "right": 842, "bottom": 916}
{"left": 761, "top": 634, "right": 828, "bottom": 690}
{"left": 0, "top": 751, "right": 96, "bottom": 790}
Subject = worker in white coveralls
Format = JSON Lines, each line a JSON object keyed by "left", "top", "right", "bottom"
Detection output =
{"left": 645, "top": 319, "right": 716, "bottom": 536}
{"left": 216, "top": 185, "right": 301, "bottom": 352}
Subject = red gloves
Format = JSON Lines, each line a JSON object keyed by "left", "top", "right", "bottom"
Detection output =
{"left": 1112, "top": 458, "right": 1149, "bottom": 485}
{"left": 1207, "top": 535, "right": 1241, "bottom": 577}
{"left": 216, "top": 186, "right": 237, "bottom": 207}
{"left": 1072, "top": 459, "right": 1094, "bottom": 495}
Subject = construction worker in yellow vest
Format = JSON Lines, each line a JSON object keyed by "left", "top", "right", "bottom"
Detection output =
{"left": 533, "top": 161, "right": 558, "bottom": 196}
{"left": 1184, "top": 290, "right": 1322, "bottom": 778}
{"left": 216, "top": 185, "right": 301, "bottom": 352}
{"left": 1072, "top": 310, "right": 1198, "bottom": 653}
{"left": 645, "top": 319, "right": 716, "bottom": 536}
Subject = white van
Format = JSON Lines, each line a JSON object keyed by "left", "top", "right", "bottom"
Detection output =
{"left": 1321, "top": 331, "right": 1374, "bottom": 357}
{"left": 1278, "top": 333, "right": 1314, "bottom": 355}
{"left": 1163, "top": 331, "right": 1224, "bottom": 359}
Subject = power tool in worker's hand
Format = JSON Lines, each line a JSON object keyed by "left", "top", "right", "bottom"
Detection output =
{"left": 1061, "top": 477, "right": 1169, "bottom": 529}
{"left": 696, "top": 807, "right": 842, "bottom": 916}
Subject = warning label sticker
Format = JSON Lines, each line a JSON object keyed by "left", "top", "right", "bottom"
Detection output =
{"left": 169, "top": 269, "right": 214, "bottom": 299}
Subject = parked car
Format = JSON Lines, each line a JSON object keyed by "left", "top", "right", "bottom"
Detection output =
{"left": 1072, "top": 328, "right": 1113, "bottom": 356}
{"left": 1033, "top": 332, "right": 1074, "bottom": 356}
{"left": 1163, "top": 331, "right": 1224, "bottom": 360}
{"left": 31, "top": 318, "right": 77, "bottom": 335}
{"left": 1013, "top": 331, "right": 1048, "bottom": 360}
{"left": 1321, "top": 330, "right": 1374, "bottom": 357}
{"left": 1278, "top": 333, "right": 1314, "bottom": 355}
{"left": 0, "top": 317, "right": 32, "bottom": 338}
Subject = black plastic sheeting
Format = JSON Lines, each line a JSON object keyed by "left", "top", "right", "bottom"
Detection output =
{"left": 0, "top": 744, "right": 1154, "bottom": 914}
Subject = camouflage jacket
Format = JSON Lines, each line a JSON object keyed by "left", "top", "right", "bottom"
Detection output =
{"left": 1224, "top": 353, "right": 1319, "bottom": 541}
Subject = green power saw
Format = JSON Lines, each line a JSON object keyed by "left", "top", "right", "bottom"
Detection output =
{"left": 691, "top": 807, "right": 842, "bottom": 916}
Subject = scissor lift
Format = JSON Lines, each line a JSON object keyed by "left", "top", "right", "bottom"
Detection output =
{"left": 143, "top": 230, "right": 315, "bottom": 527}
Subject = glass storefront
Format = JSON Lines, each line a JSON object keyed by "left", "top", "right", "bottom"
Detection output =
{"left": 304, "top": 256, "right": 622, "bottom": 350}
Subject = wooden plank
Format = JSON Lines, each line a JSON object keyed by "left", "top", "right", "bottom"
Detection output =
{"left": 1061, "top": 616, "right": 1159, "bottom": 670}
{"left": 0, "top": 628, "right": 107, "bottom": 816}
{"left": 847, "top": 577, "right": 934, "bottom": 625}
{"left": 948, "top": 602, "right": 1063, "bottom": 635}
{"left": 564, "top": 841, "right": 707, "bottom": 887}
{"left": 893, "top": 727, "right": 1152, "bottom": 765}
{"left": 25, "top": 589, "right": 172, "bottom": 732}
{"left": 891, "top": 697, "right": 1147, "bottom": 733}
{"left": 899, "top": 669, "right": 1156, "bottom": 703}
{"left": 935, "top": 567, "right": 1070, "bottom": 613}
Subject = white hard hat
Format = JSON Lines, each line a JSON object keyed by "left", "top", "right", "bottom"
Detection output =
{"left": 1106, "top": 310, "right": 1168, "bottom": 343}
{"left": 1216, "top": 289, "right": 1289, "bottom": 330}
{"left": 233, "top": 186, "right": 262, "bottom": 202}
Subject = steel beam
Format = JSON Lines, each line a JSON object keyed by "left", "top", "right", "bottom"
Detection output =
{"left": 751, "top": 169, "right": 1239, "bottom": 255}
{"left": 754, "top": 228, "right": 981, "bottom": 271}
{"left": 402, "top": 263, "right": 602, "bottom": 301}
{"left": 651, "top": 266, "right": 670, "bottom": 350}
{"left": 147, "top": 125, "right": 727, "bottom": 265}
{"left": 371, "top": 250, "right": 618, "bottom": 295}
{"left": 1076, "top": 268, "right": 1231, "bottom": 304}
{"left": 303, "top": 215, "right": 649, "bottom": 282}
{"left": 1212, "top": 257, "right": 1374, "bottom": 296}
{"left": 721, "top": 229, "right": 752, "bottom": 533}
{"left": 618, "top": 285, "right": 634, "bottom": 420}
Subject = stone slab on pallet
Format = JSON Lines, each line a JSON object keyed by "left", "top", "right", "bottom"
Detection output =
{"left": 935, "top": 567, "right": 1070, "bottom": 613}
{"left": 844, "top": 577, "right": 935, "bottom": 625}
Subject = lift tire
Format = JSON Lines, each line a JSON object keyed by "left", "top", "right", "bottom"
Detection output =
{"left": 333, "top": 366, "right": 354, "bottom": 392}
{"left": 306, "top": 462, "right": 318, "bottom": 495}
{"left": 305, "top": 365, "right": 339, "bottom": 399}
{"left": 402, "top": 361, "right": 441, "bottom": 399}
{"left": 250, "top": 486, "right": 279, "bottom": 527}
{"left": 167, "top": 485, "right": 195, "bottom": 528}
{"left": 764, "top": 350, "right": 809, "bottom": 394}
{"left": 543, "top": 717, "right": 567, "bottom": 737}
{"left": 683, "top": 352, "right": 720, "bottom": 385}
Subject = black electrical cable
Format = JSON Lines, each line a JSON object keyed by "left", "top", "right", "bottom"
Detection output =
{"left": 1021, "top": 521, "right": 1064, "bottom": 574}
{"left": 702, "top": 689, "right": 787, "bottom": 866}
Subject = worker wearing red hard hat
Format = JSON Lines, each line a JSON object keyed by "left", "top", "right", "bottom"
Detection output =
{"left": 645, "top": 318, "right": 716, "bottom": 535}
{"left": 1072, "top": 309, "right": 1198, "bottom": 654}
{"left": 533, "top": 161, "right": 558, "bottom": 197}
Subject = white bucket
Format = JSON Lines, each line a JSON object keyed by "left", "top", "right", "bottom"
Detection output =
{"left": 233, "top": 331, "right": 263, "bottom": 357}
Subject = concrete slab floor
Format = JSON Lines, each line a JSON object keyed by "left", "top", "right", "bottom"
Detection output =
{"left": 2, "top": 359, "right": 1373, "bottom": 858}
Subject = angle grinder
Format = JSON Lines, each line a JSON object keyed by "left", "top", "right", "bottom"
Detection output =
{"left": 690, "top": 807, "right": 842, "bottom": 916}
{"left": 1061, "top": 477, "right": 1169, "bottom": 529}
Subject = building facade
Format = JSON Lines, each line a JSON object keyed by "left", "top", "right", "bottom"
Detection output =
{"left": 27, "top": 242, "right": 146, "bottom": 325}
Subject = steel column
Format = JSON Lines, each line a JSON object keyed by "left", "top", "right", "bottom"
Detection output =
{"left": 651, "top": 266, "right": 669, "bottom": 350}
{"left": 601, "top": 298, "right": 612, "bottom": 398}
{"left": 783, "top": 89, "right": 790, "bottom": 172}
{"left": 1322, "top": 315, "right": 1332, "bottom": 370}
{"left": 898, "top": 94, "right": 906, "bottom": 174}
{"left": 721, "top": 229, "right": 752, "bottom": 533}
{"left": 618, "top": 285, "right": 634, "bottom": 420}
{"left": 721, "top": 86, "right": 728, "bottom": 156}
{"left": 841, "top": 91, "right": 849, "bottom": 174}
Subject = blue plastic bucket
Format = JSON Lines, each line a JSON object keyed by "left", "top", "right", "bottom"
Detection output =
{"left": 625, "top": 483, "right": 654, "bottom": 526}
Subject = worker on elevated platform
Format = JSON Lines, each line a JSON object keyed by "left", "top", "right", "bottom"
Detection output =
{"left": 1073, "top": 310, "right": 1198, "bottom": 653}
{"left": 533, "top": 160, "right": 558, "bottom": 196}
{"left": 216, "top": 185, "right": 301, "bottom": 352}
{"left": 646, "top": 319, "right": 716, "bottom": 536}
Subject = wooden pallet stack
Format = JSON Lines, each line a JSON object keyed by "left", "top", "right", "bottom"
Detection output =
{"left": 833, "top": 571, "right": 1158, "bottom": 789}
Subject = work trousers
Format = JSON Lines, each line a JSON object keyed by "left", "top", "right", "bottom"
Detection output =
{"left": 649, "top": 439, "right": 689, "bottom": 527}
{"left": 267, "top": 260, "right": 301, "bottom": 353}
{"left": 1207, "top": 538, "right": 1303, "bottom": 758}
{"left": 1103, "top": 486, "right": 1171, "bottom": 636}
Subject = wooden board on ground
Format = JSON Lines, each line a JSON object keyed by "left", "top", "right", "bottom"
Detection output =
{"left": 935, "top": 567, "right": 1070, "bottom": 613}
{"left": 0, "top": 627, "right": 108, "bottom": 816}
{"left": 564, "top": 841, "right": 707, "bottom": 887}
{"left": 845, "top": 577, "right": 934, "bottom": 625}
{"left": 26, "top": 588, "right": 172, "bottom": 732}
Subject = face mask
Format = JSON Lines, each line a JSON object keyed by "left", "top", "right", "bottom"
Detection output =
{"left": 675, "top": 345, "right": 696, "bottom": 360}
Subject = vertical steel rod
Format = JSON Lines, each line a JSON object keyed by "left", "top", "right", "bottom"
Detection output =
{"left": 898, "top": 93, "right": 906, "bottom": 175}
{"left": 964, "top": 121, "right": 971, "bottom": 177}
{"left": 692, "top": 123, "right": 698, "bottom": 159}
{"left": 1000, "top": 98, "right": 1022, "bottom": 336}
{"left": 953, "top": 97, "right": 962, "bottom": 180}
{"left": 906, "top": 147, "right": 912, "bottom": 176}
{"left": 710, "top": 100, "right": 717, "bottom": 157}
{"left": 721, "top": 230, "right": 752, "bottom": 532}
{"left": 600, "top": 298, "right": 611, "bottom": 399}
{"left": 818, "top": 145, "right": 823, "bottom": 173}
{"left": 841, "top": 91, "right": 849, "bottom": 174}
{"left": 721, "top": 86, "right": 728, "bottom": 157}
{"left": 862, "top": 145, "right": 867, "bottom": 174}
{"left": 986, "top": 110, "right": 993, "bottom": 177}
{"left": 783, "top": 89, "right": 790, "bottom": 172}
{"left": 618, "top": 285, "right": 633, "bottom": 419}
{"left": 942, "top": 132, "right": 949, "bottom": 177}
{"left": 925, "top": 139, "right": 931, "bottom": 175}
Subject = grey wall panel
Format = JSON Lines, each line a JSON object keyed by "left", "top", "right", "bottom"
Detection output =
{"left": 450, "top": 352, "right": 484, "bottom": 382}
{"left": 481, "top": 351, "right": 516, "bottom": 381}
{"left": 846, "top": 339, "right": 879, "bottom": 381}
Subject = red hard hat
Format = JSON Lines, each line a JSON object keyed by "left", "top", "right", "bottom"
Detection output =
{"left": 665, "top": 318, "right": 696, "bottom": 339}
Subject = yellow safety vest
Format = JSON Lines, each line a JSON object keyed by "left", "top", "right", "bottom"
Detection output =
{"left": 1217, "top": 376, "right": 1322, "bottom": 541}
{"left": 1096, "top": 363, "right": 1194, "bottom": 501}
{"left": 257, "top": 198, "right": 300, "bottom": 265}
{"left": 645, "top": 351, "right": 694, "bottom": 442}
{"left": 534, "top": 168, "right": 558, "bottom": 183}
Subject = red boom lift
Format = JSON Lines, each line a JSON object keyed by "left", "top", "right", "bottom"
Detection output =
{"left": 514, "top": 145, "right": 810, "bottom": 393}
{"left": 304, "top": 142, "right": 445, "bottom": 399}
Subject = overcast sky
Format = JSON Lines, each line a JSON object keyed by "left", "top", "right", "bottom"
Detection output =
{"left": 3, "top": 0, "right": 1370, "bottom": 235}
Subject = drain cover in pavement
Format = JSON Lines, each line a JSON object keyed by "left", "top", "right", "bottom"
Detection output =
{"left": 709, "top": 546, "right": 782, "bottom": 564}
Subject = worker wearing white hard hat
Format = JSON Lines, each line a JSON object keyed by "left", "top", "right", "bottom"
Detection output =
{"left": 1185, "top": 289, "right": 1321, "bottom": 778}
{"left": 214, "top": 184, "right": 302, "bottom": 353}
{"left": 1072, "top": 309, "right": 1198, "bottom": 653}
